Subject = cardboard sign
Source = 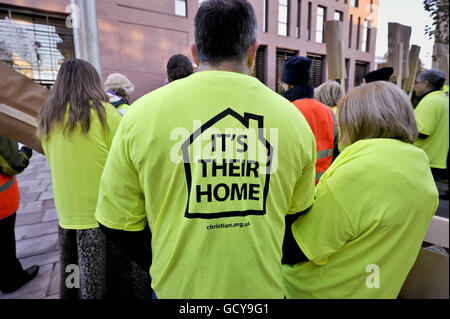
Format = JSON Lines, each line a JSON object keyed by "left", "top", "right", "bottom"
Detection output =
{"left": 325, "top": 21, "right": 346, "bottom": 83}
{"left": 387, "top": 23, "right": 412, "bottom": 80}
{"left": 432, "top": 43, "right": 449, "bottom": 86}
{"left": 399, "top": 245, "right": 449, "bottom": 299}
{"left": 403, "top": 45, "right": 421, "bottom": 96}
{"left": 0, "top": 62, "right": 49, "bottom": 153}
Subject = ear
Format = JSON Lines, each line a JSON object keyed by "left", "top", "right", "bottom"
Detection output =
{"left": 190, "top": 43, "right": 200, "bottom": 67}
{"left": 246, "top": 42, "right": 259, "bottom": 70}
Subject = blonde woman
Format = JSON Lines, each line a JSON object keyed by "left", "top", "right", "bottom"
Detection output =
{"left": 282, "top": 81, "right": 439, "bottom": 298}
{"left": 314, "top": 80, "right": 344, "bottom": 115}
{"left": 38, "top": 59, "right": 151, "bottom": 299}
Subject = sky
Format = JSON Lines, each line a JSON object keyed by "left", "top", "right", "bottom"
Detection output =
{"left": 375, "top": 0, "right": 435, "bottom": 69}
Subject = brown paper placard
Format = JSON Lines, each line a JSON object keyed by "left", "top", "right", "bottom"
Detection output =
{"left": 0, "top": 62, "right": 49, "bottom": 117}
{"left": 0, "top": 106, "right": 43, "bottom": 154}
{"left": 398, "top": 246, "right": 449, "bottom": 299}
{"left": 325, "top": 20, "right": 346, "bottom": 81}
{"left": 0, "top": 62, "right": 49, "bottom": 153}
{"left": 387, "top": 23, "right": 412, "bottom": 80}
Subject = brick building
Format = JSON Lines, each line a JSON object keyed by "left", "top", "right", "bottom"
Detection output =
{"left": 0, "top": 0, "right": 378, "bottom": 101}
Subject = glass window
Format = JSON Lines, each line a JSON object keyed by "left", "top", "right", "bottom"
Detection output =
{"left": 350, "top": 0, "right": 359, "bottom": 7}
{"left": 278, "top": 0, "right": 290, "bottom": 36}
{"left": 356, "top": 17, "right": 361, "bottom": 50}
{"left": 315, "top": 6, "right": 326, "bottom": 43}
{"left": 0, "top": 6, "right": 75, "bottom": 88}
{"left": 296, "top": 0, "right": 301, "bottom": 38}
{"left": 334, "top": 10, "right": 343, "bottom": 22}
{"left": 354, "top": 61, "right": 369, "bottom": 86}
{"left": 253, "top": 45, "right": 267, "bottom": 84}
{"left": 263, "top": 0, "right": 268, "bottom": 32}
{"left": 307, "top": 53, "right": 325, "bottom": 87}
{"left": 175, "top": 0, "right": 187, "bottom": 17}
{"left": 276, "top": 48, "right": 298, "bottom": 93}
{"left": 361, "top": 19, "right": 371, "bottom": 52}
{"left": 307, "top": 2, "right": 312, "bottom": 40}
{"left": 348, "top": 14, "right": 353, "bottom": 48}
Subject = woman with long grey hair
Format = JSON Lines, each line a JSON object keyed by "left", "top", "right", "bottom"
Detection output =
{"left": 38, "top": 59, "right": 151, "bottom": 299}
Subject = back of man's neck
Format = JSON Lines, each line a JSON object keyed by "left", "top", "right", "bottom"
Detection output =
{"left": 198, "top": 61, "right": 251, "bottom": 75}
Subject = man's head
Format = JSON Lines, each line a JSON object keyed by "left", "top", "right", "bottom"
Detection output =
{"left": 414, "top": 69, "right": 446, "bottom": 97}
{"left": 192, "top": 0, "right": 258, "bottom": 74}
{"left": 281, "top": 56, "right": 312, "bottom": 90}
{"left": 167, "top": 54, "right": 194, "bottom": 82}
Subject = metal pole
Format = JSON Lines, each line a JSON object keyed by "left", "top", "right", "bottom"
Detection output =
{"left": 70, "top": 0, "right": 102, "bottom": 76}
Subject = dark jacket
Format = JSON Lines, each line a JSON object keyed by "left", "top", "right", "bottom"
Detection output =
{"left": 0, "top": 136, "right": 30, "bottom": 176}
{"left": 282, "top": 84, "right": 315, "bottom": 102}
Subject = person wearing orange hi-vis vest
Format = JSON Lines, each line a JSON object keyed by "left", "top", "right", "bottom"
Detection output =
{"left": 282, "top": 56, "right": 338, "bottom": 184}
{"left": 0, "top": 136, "right": 39, "bottom": 293}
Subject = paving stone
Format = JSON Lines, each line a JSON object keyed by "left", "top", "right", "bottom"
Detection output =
{"left": 39, "top": 178, "right": 52, "bottom": 187}
{"left": 20, "top": 250, "right": 60, "bottom": 269}
{"left": 20, "top": 192, "right": 41, "bottom": 203}
{"left": 36, "top": 172, "right": 52, "bottom": 179}
{"left": 15, "top": 221, "right": 59, "bottom": 241}
{"left": 38, "top": 191, "right": 54, "bottom": 201}
{"left": 15, "top": 212, "right": 43, "bottom": 227}
{"left": 25, "top": 184, "right": 49, "bottom": 194}
{"left": 16, "top": 179, "right": 41, "bottom": 188}
{"left": 42, "top": 208, "right": 58, "bottom": 222}
{"left": 43, "top": 199, "right": 55, "bottom": 209}
{"left": 19, "top": 201, "right": 44, "bottom": 214}
{"left": 16, "top": 233, "right": 58, "bottom": 259}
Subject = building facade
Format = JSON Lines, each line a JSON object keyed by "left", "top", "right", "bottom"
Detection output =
{"left": 0, "top": 0, "right": 378, "bottom": 101}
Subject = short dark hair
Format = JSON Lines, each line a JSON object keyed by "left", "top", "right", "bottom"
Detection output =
{"left": 194, "top": 0, "right": 257, "bottom": 65}
{"left": 167, "top": 54, "right": 194, "bottom": 82}
{"left": 417, "top": 69, "right": 446, "bottom": 91}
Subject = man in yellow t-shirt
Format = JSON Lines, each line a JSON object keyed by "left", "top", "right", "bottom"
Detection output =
{"left": 414, "top": 70, "right": 449, "bottom": 170}
{"left": 413, "top": 70, "right": 449, "bottom": 198}
{"left": 95, "top": 0, "right": 316, "bottom": 299}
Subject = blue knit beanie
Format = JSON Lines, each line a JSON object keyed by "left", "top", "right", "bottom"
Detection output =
{"left": 282, "top": 56, "right": 312, "bottom": 86}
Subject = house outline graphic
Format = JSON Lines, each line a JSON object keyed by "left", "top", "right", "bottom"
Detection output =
{"left": 181, "top": 107, "right": 274, "bottom": 219}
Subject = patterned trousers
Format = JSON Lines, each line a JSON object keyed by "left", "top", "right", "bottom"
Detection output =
{"left": 59, "top": 227, "right": 152, "bottom": 299}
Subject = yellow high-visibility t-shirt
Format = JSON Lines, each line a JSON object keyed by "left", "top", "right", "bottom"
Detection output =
{"left": 95, "top": 70, "right": 317, "bottom": 298}
{"left": 414, "top": 90, "right": 449, "bottom": 169}
{"left": 42, "top": 103, "right": 122, "bottom": 229}
{"left": 283, "top": 138, "right": 438, "bottom": 299}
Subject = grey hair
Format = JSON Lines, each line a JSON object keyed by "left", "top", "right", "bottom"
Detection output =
{"left": 338, "top": 81, "right": 418, "bottom": 146}
{"left": 194, "top": 0, "right": 257, "bottom": 66}
{"left": 417, "top": 69, "right": 446, "bottom": 91}
{"left": 314, "top": 80, "right": 345, "bottom": 107}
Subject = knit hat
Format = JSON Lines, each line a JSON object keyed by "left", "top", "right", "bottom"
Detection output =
{"left": 282, "top": 56, "right": 312, "bottom": 86}
{"left": 104, "top": 73, "right": 135, "bottom": 96}
{"left": 364, "top": 67, "right": 394, "bottom": 83}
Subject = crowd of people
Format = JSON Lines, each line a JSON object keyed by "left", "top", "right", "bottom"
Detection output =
{"left": 0, "top": 0, "right": 448, "bottom": 299}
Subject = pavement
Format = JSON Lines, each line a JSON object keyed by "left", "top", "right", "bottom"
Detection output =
{"left": 0, "top": 152, "right": 448, "bottom": 299}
